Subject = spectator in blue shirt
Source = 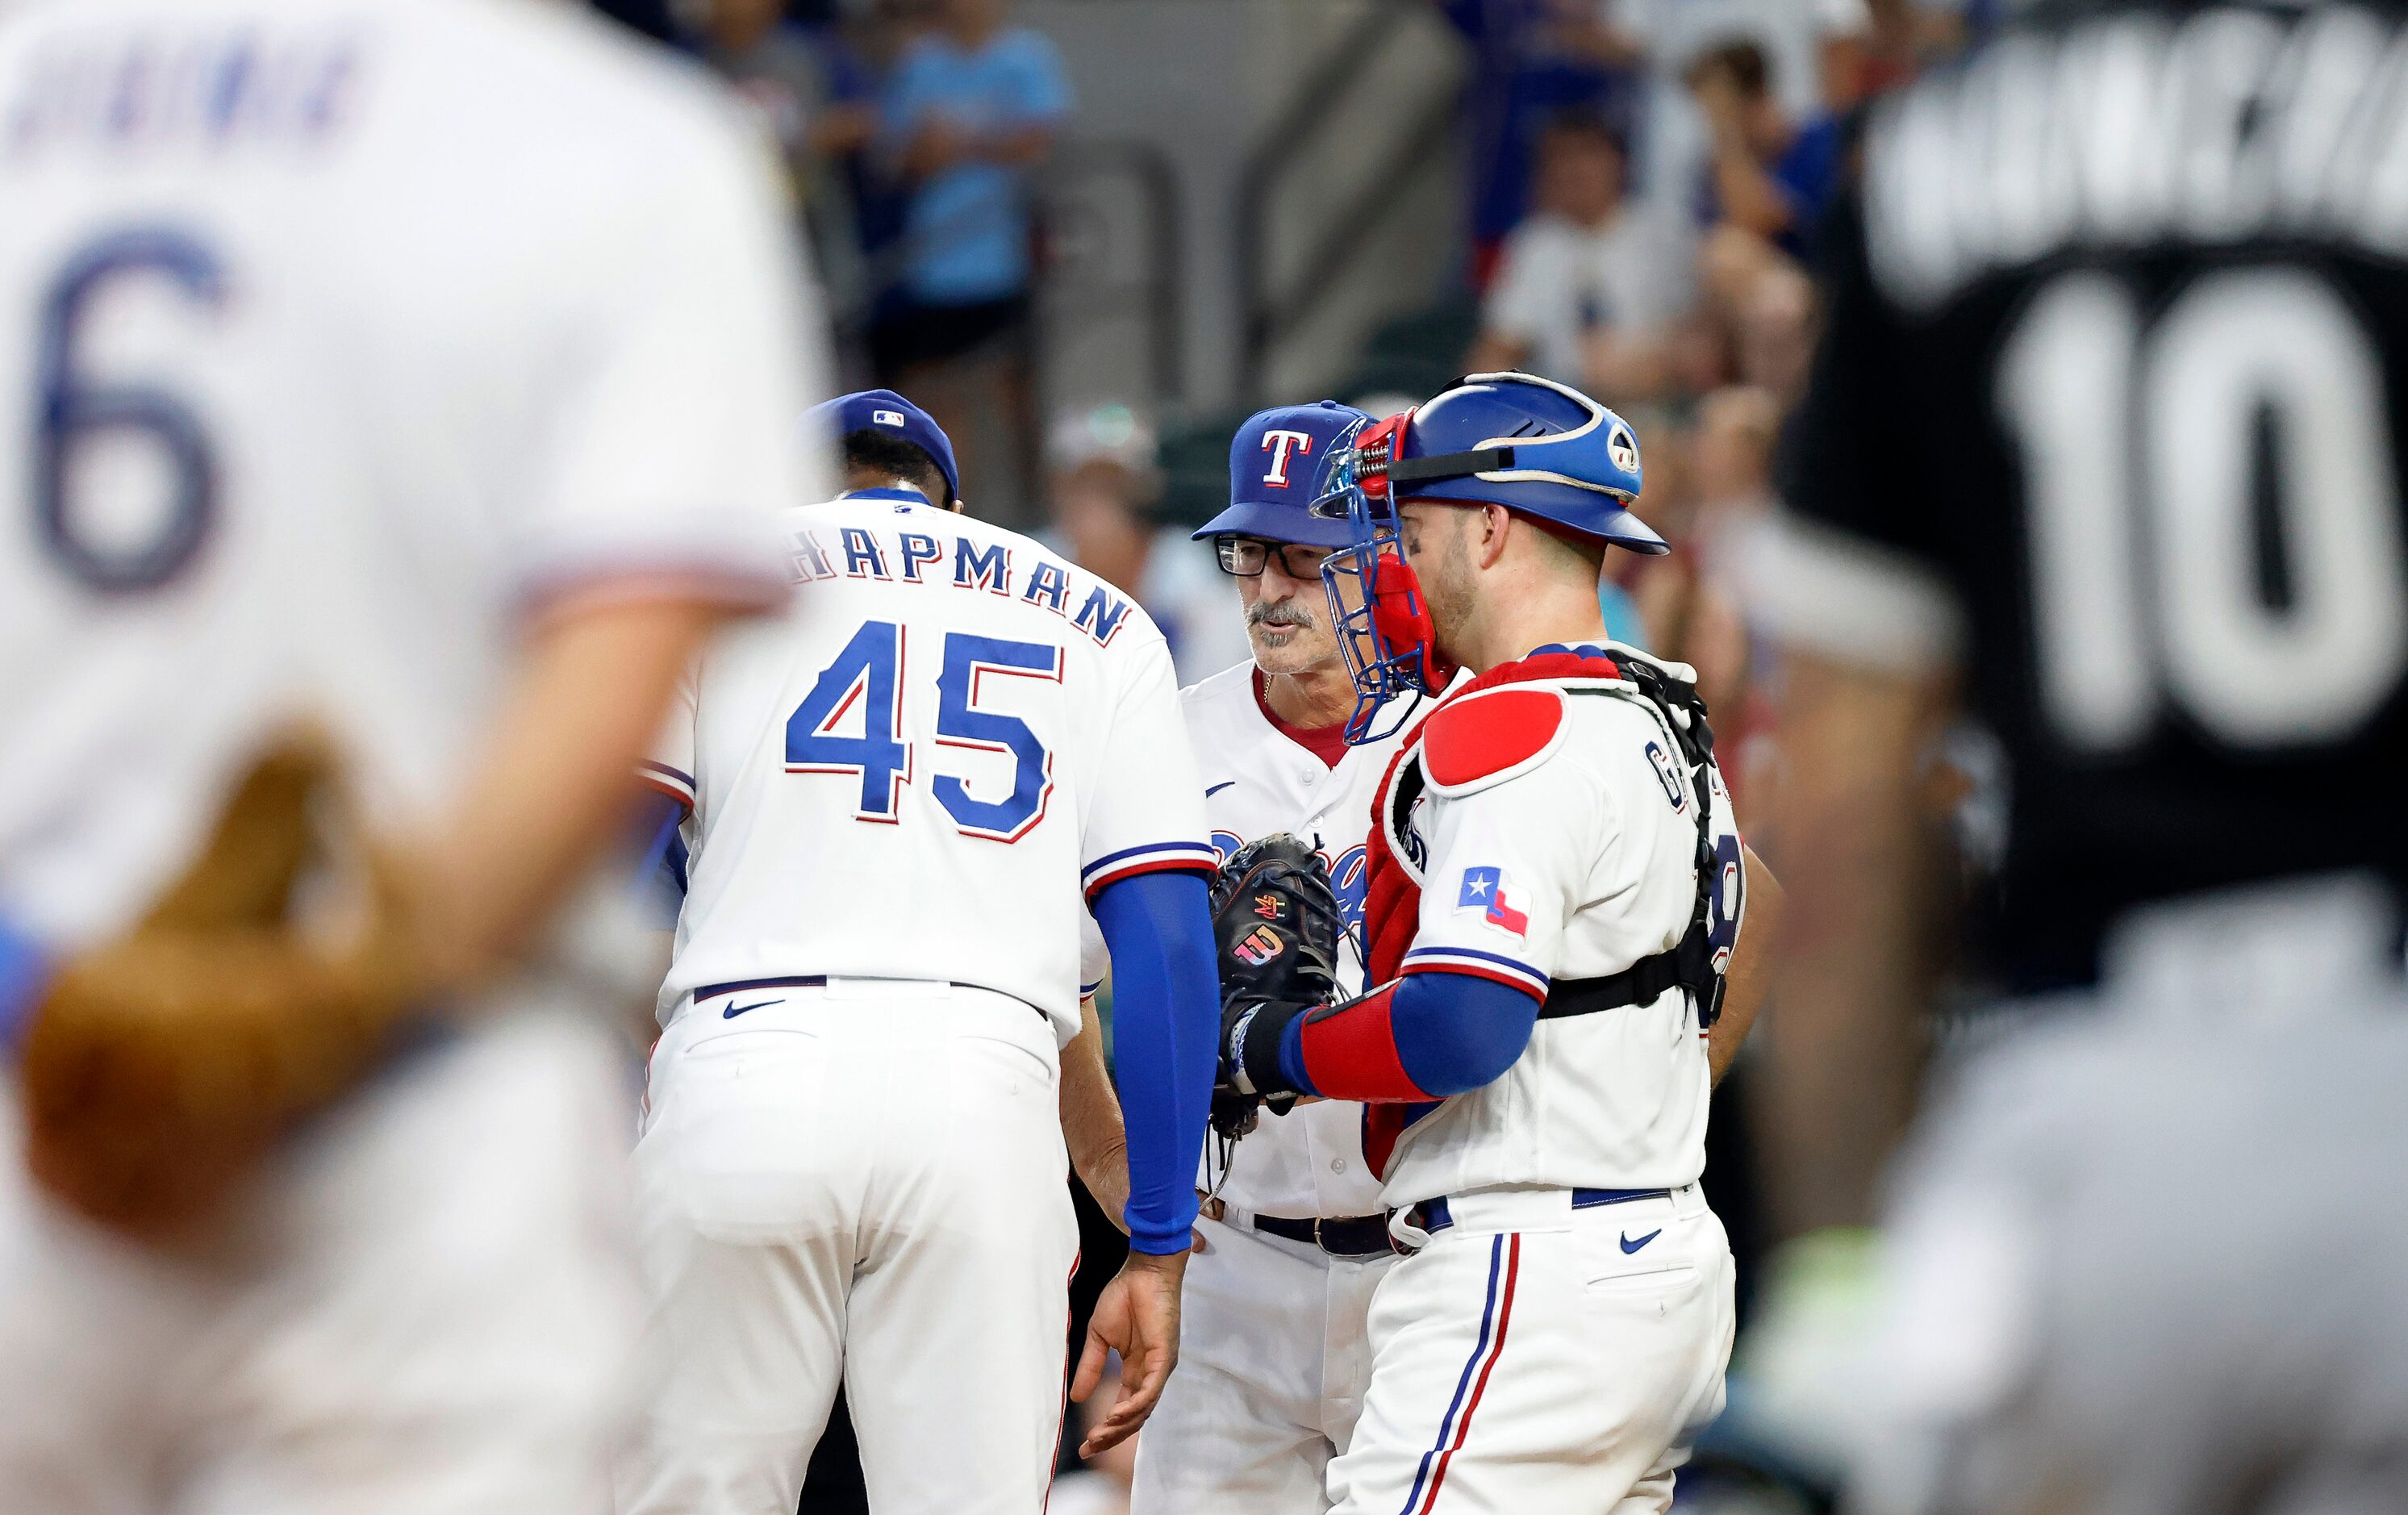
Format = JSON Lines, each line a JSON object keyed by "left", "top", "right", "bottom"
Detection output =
{"left": 871, "top": 0, "right": 1070, "bottom": 369}
{"left": 1683, "top": 36, "right": 1842, "bottom": 264}
{"left": 869, "top": 0, "right": 1070, "bottom": 523}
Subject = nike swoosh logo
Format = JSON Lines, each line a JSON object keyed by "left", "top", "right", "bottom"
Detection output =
{"left": 1206, "top": 781, "right": 1237, "bottom": 797}
{"left": 1620, "top": 1228, "right": 1662, "bottom": 1254}
{"left": 721, "top": 998, "right": 782, "bottom": 1020}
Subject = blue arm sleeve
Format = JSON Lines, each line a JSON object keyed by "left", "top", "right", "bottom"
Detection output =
{"left": 1091, "top": 870, "right": 1217, "bottom": 1254}
{"left": 0, "top": 913, "right": 50, "bottom": 1054}
{"left": 627, "top": 792, "right": 688, "bottom": 929}
{"left": 1278, "top": 968, "right": 1538, "bottom": 1100}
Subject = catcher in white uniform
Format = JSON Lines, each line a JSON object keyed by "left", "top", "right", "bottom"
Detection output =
{"left": 1215, "top": 374, "right": 1780, "bottom": 1513}
{"left": 0, "top": 2, "right": 824, "bottom": 1509}
{"left": 620, "top": 390, "right": 1221, "bottom": 1515}
{"left": 1108, "top": 400, "right": 1425, "bottom": 1512}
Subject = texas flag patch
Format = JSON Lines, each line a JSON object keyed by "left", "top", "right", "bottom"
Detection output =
{"left": 1456, "top": 866, "right": 1529, "bottom": 936}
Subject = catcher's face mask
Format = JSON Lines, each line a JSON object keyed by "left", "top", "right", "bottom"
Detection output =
{"left": 1312, "top": 412, "right": 1450, "bottom": 745}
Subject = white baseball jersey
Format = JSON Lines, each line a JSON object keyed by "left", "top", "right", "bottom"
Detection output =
{"left": 1374, "top": 653, "right": 1742, "bottom": 1208}
{"left": 651, "top": 490, "right": 1213, "bottom": 1043}
{"left": 0, "top": 0, "right": 823, "bottom": 954}
{"left": 1178, "top": 662, "right": 1399, "bottom": 1219}
{"left": 1076, "top": 662, "right": 1455, "bottom": 1217}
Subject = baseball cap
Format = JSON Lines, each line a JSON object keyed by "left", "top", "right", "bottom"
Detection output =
{"left": 807, "top": 388, "right": 960, "bottom": 505}
{"left": 1192, "top": 399, "right": 1373, "bottom": 549}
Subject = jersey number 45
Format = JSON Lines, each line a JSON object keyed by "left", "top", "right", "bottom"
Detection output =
{"left": 787, "top": 619, "right": 1060, "bottom": 843}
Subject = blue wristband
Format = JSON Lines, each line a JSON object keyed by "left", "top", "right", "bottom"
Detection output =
{"left": 0, "top": 915, "right": 53, "bottom": 1054}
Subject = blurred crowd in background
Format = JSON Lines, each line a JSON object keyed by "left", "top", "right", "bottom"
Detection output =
{"left": 587, "top": 2, "right": 2009, "bottom": 1508}
{"left": 595, "top": 0, "right": 1994, "bottom": 695}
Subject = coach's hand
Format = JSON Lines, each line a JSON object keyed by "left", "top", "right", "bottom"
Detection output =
{"left": 1072, "top": 1246, "right": 1187, "bottom": 1455}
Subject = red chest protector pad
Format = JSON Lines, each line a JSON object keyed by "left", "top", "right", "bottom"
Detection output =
{"left": 1356, "top": 648, "right": 1617, "bottom": 1175}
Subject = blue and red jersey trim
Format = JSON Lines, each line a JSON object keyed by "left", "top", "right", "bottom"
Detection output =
{"left": 1400, "top": 945, "right": 1548, "bottom": 1003}
{"left": 1082, "top": 840, "right": 1220, "bottom": 899}
{"left": 638, "top": 760, "right": 696, "bottom": 813}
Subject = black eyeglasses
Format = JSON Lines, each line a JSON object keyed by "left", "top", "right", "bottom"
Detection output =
{"left": 1214, "top": 535, "right": 1335, "bottom": 579}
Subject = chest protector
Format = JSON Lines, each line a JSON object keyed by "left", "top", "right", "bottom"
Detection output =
{"left": 1358, "top": 647, "right": 1742, "bottom": 1176}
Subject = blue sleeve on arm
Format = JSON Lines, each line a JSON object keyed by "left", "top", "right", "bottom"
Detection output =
{"left": 1091, "top": 870, "right": 1217, "bottom": 1254}
{"left": 628, "top": 792, "right": 688, "bottom": 929}
{"left": 0, "top": 913, "right": 51, "bottom": 1055}
{"left": 1277, "top": 968, "right": 1538, "bottom": 1100}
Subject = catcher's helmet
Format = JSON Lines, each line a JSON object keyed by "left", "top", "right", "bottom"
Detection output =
{"left": 1319, "top": 371, "right": 1663, "bottom": 553}
{"left": 1309, "top": 372, "right": 1660, "bottom": 744}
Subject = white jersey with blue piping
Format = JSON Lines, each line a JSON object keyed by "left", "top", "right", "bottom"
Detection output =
{"left": 0, "top": 0, "right": 820, "bottom": 954}
{"left": 1373, "top": 648, "right": 1738, "bottom": 1207}
{"left": 651, "top": 490, "right": 1214, "bottom": 1042}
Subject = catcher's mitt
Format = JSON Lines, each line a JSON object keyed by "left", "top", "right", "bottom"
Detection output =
{"left": 18, "top": 738, "right": 430, "bottom": 1240}
{"left": 1206, "top": 835, "right": 1344, "bottom": 1146}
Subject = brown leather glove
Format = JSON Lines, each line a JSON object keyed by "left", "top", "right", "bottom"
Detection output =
{"left": 18, "top": 738, "right": 429, "bottom": 1239}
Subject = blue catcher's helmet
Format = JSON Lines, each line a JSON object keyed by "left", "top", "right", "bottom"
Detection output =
{"left": 1311, "top": 373, "right": 1661, "bottom": 744}
{"left": 1371, "top": 372, "right": 1662, "bottom": 552}
{"left": 1191, "top": 399, "right": 1372, "bottom": 548}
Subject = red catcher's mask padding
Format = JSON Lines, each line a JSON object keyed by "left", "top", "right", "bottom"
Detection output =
{"left": 1367, "top": 551, "right": 1456, "bottom": 692}
{"left": 1350, "top": 411, "right": 1409, "bottom": 506}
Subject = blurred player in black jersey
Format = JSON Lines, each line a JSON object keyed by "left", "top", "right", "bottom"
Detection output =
{"left": 1752, "top": 2, "right": 2408, "bottom": 1510}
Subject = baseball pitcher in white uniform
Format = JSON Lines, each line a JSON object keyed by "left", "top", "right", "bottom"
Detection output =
{"left": 1213, "top": 374, "right": 1780, "bottom": 1513}
{"left": 1107, "top": 400, "right": 1414, "bottom": 1511}
{"left": 619, "top": 390, "right": 1221, "bottom": 1515}
{"left": 0, "top": 2, "right": 826, "bottom": 1509}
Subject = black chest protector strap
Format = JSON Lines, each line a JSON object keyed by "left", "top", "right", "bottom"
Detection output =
{"left": 1537, "top": 661, "right": 1730, "bottom": 1027}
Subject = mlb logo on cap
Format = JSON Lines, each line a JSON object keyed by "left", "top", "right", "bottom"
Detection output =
{"left": 805, "top": 388, "right": 962, "bottom": 506}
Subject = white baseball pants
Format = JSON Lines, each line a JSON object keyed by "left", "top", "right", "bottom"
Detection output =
{"left": 0, "top": 1011, "right": 646, "bottom": 1515}
{"left": 1328, "top": 1185, "right": 1735, "bottom": 1515}
{"left": 616, "top": 981, "right": 1079, "bottom": 1515}
{"left": 1130, "top": 1212, "right": 1393, "bottom": 1513}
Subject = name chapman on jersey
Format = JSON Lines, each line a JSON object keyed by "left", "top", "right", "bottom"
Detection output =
{"left": 1867, "top": 4, "right": 2408, "bottom": 310}
{"left": 787, "top": 518, "right": 1137, "bottom": 649}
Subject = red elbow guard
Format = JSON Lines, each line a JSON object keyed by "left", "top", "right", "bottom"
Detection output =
{"left": 1296, "top": 981, "right": 1435, "bottom": 1104}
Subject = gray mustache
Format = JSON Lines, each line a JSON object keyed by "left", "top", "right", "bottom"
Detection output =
{"left": 1248, "top": 603, "right": 1317, "bottom": 631}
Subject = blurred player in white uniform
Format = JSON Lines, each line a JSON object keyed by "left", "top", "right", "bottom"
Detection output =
{"left": 1108, "top": 402, "right": 1417, "bottom": 1512}
{"left": 620, "top": 390, "right": 1221, "bottom": 1515}
{"left": 0, "top": 1, "right": 825, "bottom": 1509}
{"left": 1216, "top": 374, "right": 1780, "bottom": 1513}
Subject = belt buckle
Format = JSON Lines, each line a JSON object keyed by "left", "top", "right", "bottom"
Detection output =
{"left": 1311, "top": 1217, "right": 1328, "bottom": 1252}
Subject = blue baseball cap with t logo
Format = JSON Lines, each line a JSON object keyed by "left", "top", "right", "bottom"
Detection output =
{"left": 1192, "top": 399, "right": 1372, "bottom": 548}
{"left": 807, "top": 388, "right": 961, "bottom": 505}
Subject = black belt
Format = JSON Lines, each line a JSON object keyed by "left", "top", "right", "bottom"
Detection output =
{"left": 696, "top": 975, "right": 836, "bottom": 1000}
{"left": 1250, "top": 1211, "right": 1396, "bottom": 1258}
{"left": 1415, "top": 1187, "right": 1671, "bottom": 1234}
{"left": 693, "top": 976, "right": 1044, "bottom": 1023}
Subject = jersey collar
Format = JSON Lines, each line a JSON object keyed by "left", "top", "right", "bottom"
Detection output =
{"left": 838, "top": 486, "right": 930, "bottom": 505}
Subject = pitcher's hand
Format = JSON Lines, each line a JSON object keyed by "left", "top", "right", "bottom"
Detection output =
{"left": 1071, "top": 1246, "right": 1187, "bottom": 1455}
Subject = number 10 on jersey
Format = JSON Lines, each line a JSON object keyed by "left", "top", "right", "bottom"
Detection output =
{"left": 786, "top": 620, "right": 1061, "bottom": 841}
